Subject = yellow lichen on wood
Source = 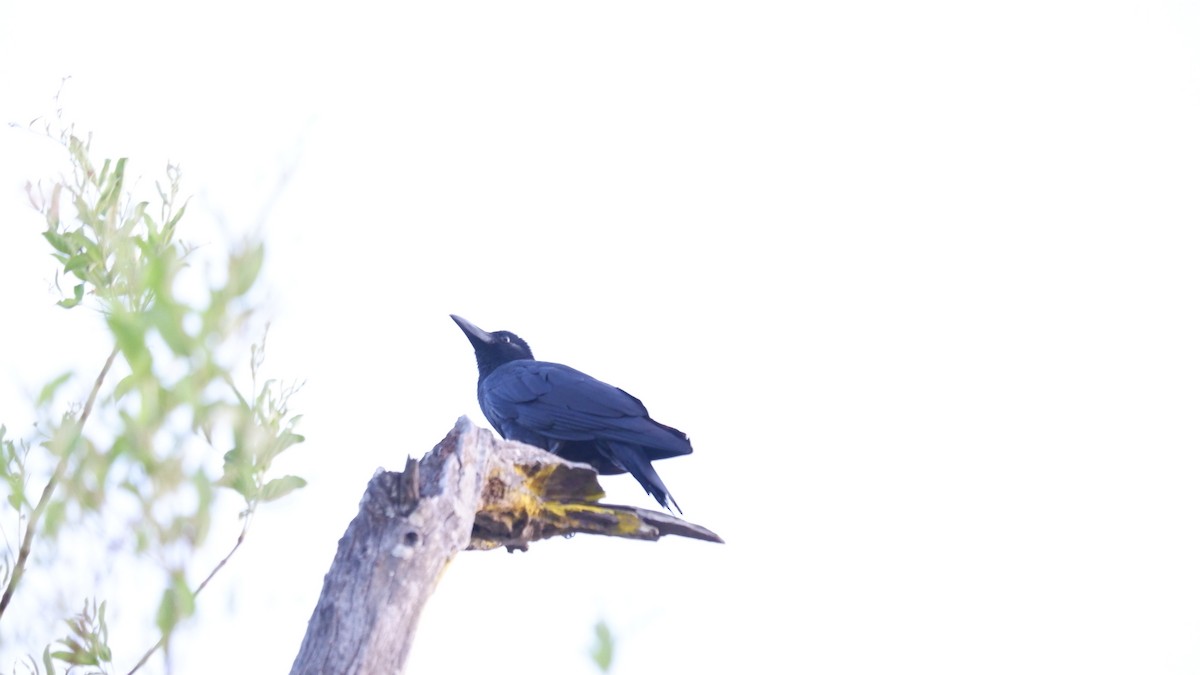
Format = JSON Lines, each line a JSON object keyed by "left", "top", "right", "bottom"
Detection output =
{"left": 537, "top": 500, "right": 647, "bottom": 537}
{"left": 467, "top": 425, "right": 723, "bottom": 550}
{"left": 515, "top": 462, "right": 607, "bottom": 503}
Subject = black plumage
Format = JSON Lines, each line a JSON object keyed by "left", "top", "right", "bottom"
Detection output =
{"left": 451, "top": 315, "right": 690, "bottom": 512}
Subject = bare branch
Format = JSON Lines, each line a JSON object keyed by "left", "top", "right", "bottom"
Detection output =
{"left": 0, "top": 345, "right": 120, "bottom": 622}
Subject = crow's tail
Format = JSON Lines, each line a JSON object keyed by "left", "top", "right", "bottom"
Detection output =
{"left": 600, "top": 441, "right": 682, "bottom": 514}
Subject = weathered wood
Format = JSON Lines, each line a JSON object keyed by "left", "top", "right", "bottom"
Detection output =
{"left": 470, "top": 436, "right": 724, "bottom": 550}
{"left": 289, "top": 416, "right": 721, "bottom": 675}
{"left": 288, "top": 418, "right": 491, "bottom": 675}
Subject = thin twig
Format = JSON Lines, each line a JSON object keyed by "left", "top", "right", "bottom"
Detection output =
{"left": 126, "top": 510, "right": 254, "bottom": 674}
{"left": 128, "top": 330, "right": 271, "bottom": 673}
{"left": 0, "top": 345, "right": 119, "bottom": 622}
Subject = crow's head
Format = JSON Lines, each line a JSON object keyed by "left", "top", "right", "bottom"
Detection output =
{"left": 451, "top": 315, "right": 534, "bottom": 377}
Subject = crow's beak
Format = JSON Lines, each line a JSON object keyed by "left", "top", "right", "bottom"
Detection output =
{"left": 450, "top": 314, "right": 496, "bottom": 348}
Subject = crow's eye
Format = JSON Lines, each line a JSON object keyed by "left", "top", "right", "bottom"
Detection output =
{"left": 500, "top": 335, "right": 511, "bottom": 344}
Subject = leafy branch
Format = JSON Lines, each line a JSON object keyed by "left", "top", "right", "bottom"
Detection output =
{"left": 1, "top": 121, "right": 306, "bottom": 674}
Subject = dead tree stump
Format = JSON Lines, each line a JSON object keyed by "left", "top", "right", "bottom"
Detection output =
{"left": 288, "top": 416, "right": 721, "bottom": 675}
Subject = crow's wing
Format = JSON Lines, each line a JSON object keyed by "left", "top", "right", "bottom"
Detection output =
{"left": 480, "top": 360, "right": 692, "bottom": 458}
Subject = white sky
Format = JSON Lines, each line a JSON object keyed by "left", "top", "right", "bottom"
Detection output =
{"left": 2, "top": 1, "right": 1200, "bottom": 673}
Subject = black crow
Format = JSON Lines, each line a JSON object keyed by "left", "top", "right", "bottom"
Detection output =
{"left": 451, "top": 315, "right": 690, "bottom": 512}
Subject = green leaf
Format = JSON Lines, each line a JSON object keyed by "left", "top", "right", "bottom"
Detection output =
{"left": 57, "top": 283, "right": 84, "bottom": 309}
{"left": 127, "top": 200, "right": 149, "bottom": 236}
{"left": 108, "top": 311, "right": 151, "bottom": 376}
{"left": 96, "top": 157, "right": 126, "bottom": 213}
{"left": 155, "top": 572, "right": 196, "bottom": 635}
{"left": 43, "top": 645, "right": 58, "bottom": 675}
{"left": 44, "top": 499, "right": 67, "bottom": 536}
{"left": 43, "top": 229, "right": 73, "bottom": 254}
{"left": 227, "top": 244, "right": 264, "bottom": 297}
{"left": 64, "top": 229, "right": 98, "bottom": 261}
{"left": 218, "top": 447, "right": 256, "bottom": 500}
{"left": 46, "top": 182, "right": 63, "bottom": 229}
{"left": 63, "top": 253, "right": 92, "bottom": 277}
{"left": 96, "top": 158, "right": 112, "bottom": 187}
{"left": 164, "top": 202, "right": 188, "bottom": 237}
{"left": 37, "top": 371, "right": 74, "bottom": 406}
{"left": 72, "top": 192, "right": 96, "bottom": 228}
{"left": 112, "top": 373, "right": 138, "bottom": 401}
{"left": 68, "top": 135, "right": 94, "bottom": 182}
{"left": 590, "top": 620, "right": 615, "bottom": 673}
{"left": 261, "top": 430, "right": 305, "bottom": 465}
{"left": 53, "top": 637, "right": 84, "bottom": 657}
{"left": 259, "top": 475, "right": 307, "bottom": 503}
{"left": 149, "top": 301, "right": 193, "bottom": 356}
{"left": 50, "top": 649, "right": 97, "bottom": 666}
{"left": 142, "top": 209, "right": 159, "bottom": 236}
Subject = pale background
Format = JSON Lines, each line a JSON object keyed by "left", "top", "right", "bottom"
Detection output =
{"left": 1, "top": 1, "right": 1199, "bottom": 673}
